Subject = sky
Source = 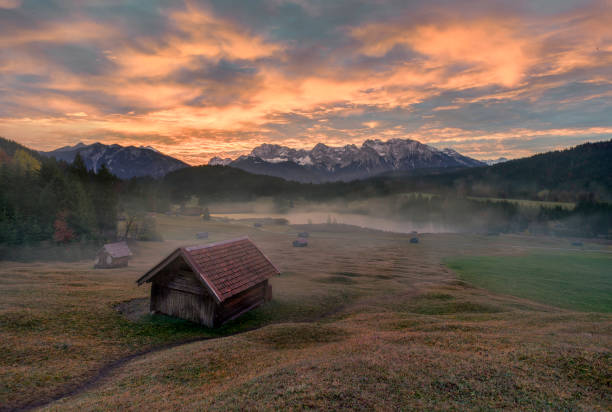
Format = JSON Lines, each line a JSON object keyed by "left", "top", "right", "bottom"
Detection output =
{"left": 0, "top": 0, "right": 611, "bottom": 164}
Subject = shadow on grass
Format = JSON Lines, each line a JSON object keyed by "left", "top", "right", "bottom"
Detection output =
{"left": 119, "top": 290, "right": 356, "bottom": 343}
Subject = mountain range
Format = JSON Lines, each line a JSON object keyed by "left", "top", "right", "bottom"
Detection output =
{"left": 210, "top": 139, "right": 485, "bottom": 182}
{"left": 40, "top": 142, "right": 189, "bottom": 179}
{"left": 5, "top": 136, "right": 611, "bottom": 201}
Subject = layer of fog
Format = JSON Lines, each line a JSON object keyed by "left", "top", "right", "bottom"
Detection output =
{"left": 209, "top": 197, "right": 461, "bottom": 234}
{"left": 213, "top": 211, "right": 455, "bottom": 234}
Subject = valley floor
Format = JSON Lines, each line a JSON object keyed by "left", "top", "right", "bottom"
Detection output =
{"left": 1, "top": 215, "right": 610, "bottom": 411}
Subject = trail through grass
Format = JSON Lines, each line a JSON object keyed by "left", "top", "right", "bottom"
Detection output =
{"left": 446, "top": 252, "right": 612, "bottom": 312}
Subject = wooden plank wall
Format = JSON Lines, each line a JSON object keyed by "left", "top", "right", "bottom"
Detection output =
{"left": 216, "top": 281, "right": 267, "bottom": 325}
{"left": 151, "top": 283, "right": 217, "bottom": 327}
{"left": 154, "top": 270, "right": 206, "bottom": 295}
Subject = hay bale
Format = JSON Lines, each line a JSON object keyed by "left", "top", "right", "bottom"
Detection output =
{"left": 293, "top": 238, "right": 308, "bottom": 247}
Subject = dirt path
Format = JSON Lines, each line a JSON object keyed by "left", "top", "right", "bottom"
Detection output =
{"left": 10, "top": 336, "right": 214, "bottom": 412}
{"left": 11, "top": 302, "right": 348, "bottom": 412}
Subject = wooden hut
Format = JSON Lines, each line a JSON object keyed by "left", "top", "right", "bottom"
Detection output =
{"left": 136, "top": 237, "right": 278, "bottom": 327}
{"left": 94, "top": 241, "right": 132, "bottom": 268}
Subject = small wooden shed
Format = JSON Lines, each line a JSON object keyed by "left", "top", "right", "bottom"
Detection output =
{"left": 136, "top": 237, "right": 278, "bottom": 327}
{"left": 94, "top": 241, "right": 132, "bottom": 268}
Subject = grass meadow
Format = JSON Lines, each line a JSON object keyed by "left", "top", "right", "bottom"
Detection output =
{"left": 0, "top": 214, "right": 610, "bottom": 411}
{"left": 446, "top": 253, "right": 612, "bottom": 313}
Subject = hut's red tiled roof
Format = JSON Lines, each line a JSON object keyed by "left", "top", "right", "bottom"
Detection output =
{"left": 137, "top": 237, "right": 279, "bottom": 302}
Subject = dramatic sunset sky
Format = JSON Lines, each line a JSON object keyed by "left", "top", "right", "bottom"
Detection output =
{"left": 1, "top": 0, "right": 610, "bottom": 164}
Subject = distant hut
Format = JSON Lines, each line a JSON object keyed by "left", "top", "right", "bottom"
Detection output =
{"left": 298, "top": 232, "right": 309, "bottom": 238}
{"left": 196, "top": 232, "right": 209, "bottom": 239}
{"left": 94, "top": 241, "right": 132, "bottom": 268}
{"left": 293, "top": 238, "right": 308, "bottom": 247}
{"left": 410, "top": 237, "right": 419, "bottom": 244}
{"left": 136, "top": 237, "right": 278, "bottom": 327}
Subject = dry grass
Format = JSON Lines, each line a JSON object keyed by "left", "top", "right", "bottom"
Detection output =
{"left": 0, "top": 214, "right": 610, "bottom": 411}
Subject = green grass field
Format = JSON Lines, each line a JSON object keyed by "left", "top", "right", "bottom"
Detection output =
{"left": 446, "top": 252, "right": 612, "bottom": 312}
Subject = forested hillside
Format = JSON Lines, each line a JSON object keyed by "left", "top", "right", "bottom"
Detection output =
{"left": 0, "top": 138, "right": 119, "bottom": 245}
{"left": 389, "top": 140, "right": 612, "bottom": 202}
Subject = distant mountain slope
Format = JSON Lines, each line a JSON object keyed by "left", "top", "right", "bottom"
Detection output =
{"left": 210, "top": 138, "right": 484, "bottom": 182}
{"left": 0, "top": 136, "right": 44, "bottom": 160}
{"left": 41, "top": 142, "right": 189, "bottom": 179}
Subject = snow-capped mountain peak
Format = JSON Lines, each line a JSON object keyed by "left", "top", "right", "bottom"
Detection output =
{"left": 209, "top": 156, "right": 233, "bottom": 166}
{"left": 212, "top": 138, "right": 484, "bottom": 183}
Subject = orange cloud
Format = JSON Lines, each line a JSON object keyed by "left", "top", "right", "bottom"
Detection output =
{"left": 0, "top": 20, "right": 114, "bottom": 48}
{"left": 353, "top": 18, "right": 534, "bottom": 88}
{"left": 114, "top": 5, "right": 281, "bottom": 79}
